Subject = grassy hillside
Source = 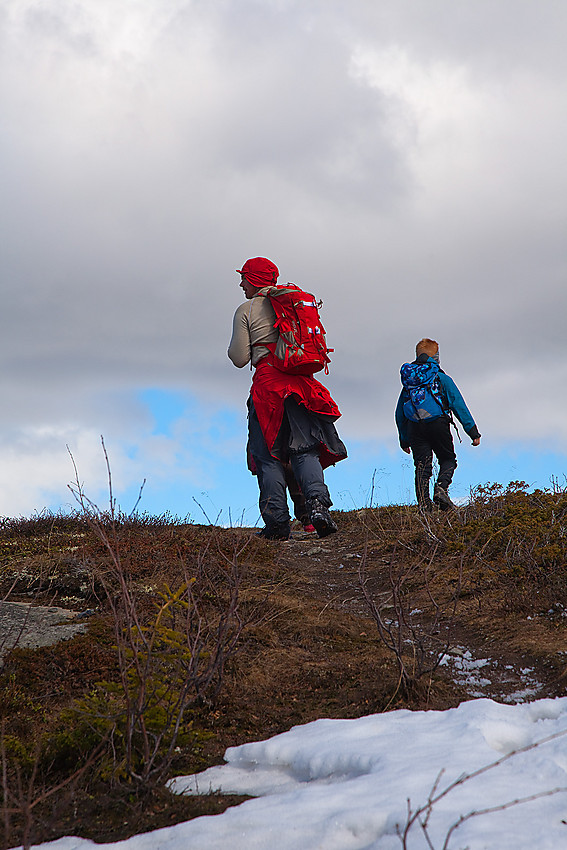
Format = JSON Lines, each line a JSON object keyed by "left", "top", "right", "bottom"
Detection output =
{"left": 1, "top": 481, "right": 567, "bottom": 848}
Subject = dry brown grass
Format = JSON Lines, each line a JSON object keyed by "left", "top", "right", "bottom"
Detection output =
{"left": 1, "top": 487, "right": 567, "bottom": 847}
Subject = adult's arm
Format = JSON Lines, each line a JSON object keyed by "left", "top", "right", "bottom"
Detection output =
{"left": 228, "top": 302, "right": 251, "bottom": 368}
{"left": 228, "top": 297, "right": 278, "bottom": 368}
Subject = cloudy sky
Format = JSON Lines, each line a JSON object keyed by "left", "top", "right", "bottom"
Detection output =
{"left": 1, "top": 0, "right": 566, "bottom": 522}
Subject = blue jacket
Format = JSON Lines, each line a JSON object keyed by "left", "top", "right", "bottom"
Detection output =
{"left": 395, "top": 356, "right": 480, "bottom": 449}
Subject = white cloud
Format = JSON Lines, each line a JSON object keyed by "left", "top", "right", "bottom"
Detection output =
{"left": 0, "top": 425, "right": 105, "bottom": 516}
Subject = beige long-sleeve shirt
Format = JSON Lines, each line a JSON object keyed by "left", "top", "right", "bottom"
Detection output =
{"left": 228, "top": 293, "right": 278, "bottom": 368}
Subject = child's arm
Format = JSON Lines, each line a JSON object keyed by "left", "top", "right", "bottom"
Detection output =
{"left": 439, "top": 374, "right": 481, "bottom": 441}
{"left": 395, "top": 392, "right": 411, "bottom": 450}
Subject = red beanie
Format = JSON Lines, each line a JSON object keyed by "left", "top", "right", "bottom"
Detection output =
{"left": 236, "top": 257, "right": 279, "bottom": 288}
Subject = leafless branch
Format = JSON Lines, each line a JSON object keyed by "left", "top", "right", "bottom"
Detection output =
{"left": 397, "top": 727, "right": 567, "bottom": 849}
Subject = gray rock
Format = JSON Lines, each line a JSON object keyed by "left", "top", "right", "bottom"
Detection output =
{"left": 0, "top": 601, "right": 89, "bottom": 664}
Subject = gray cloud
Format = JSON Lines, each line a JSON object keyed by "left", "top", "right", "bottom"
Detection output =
{"left": 1, "top": 0, "right": 566, "bottom": 511}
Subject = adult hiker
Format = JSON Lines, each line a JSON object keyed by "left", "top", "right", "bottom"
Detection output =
{"left": 395, "top": 338, "right": 481, "bottom": 512}
{"left": 228, "top": 256, "right": 347, "bottom": 539}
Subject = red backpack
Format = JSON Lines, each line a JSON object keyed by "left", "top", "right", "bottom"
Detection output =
{"left": 263, "top": 284, "right": 333, "bottom": 376}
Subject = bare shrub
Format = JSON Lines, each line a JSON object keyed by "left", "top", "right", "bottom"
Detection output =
{"left": 356, "top": 479, "right": 567, "bottom": 697}
{"left": 67, "top": 440, "right": 251, "bottom": 787}
{"left": 449, "top": 480, "right": 567, "bottom": 614}
{"left": 356, "top": 506, "right": 463, "bottom": 700}
{"left": 359, "top": 551, "right": 462, "bottom": 699}
{"left": 1, "top": 716, "right": 107, "bottom": 850}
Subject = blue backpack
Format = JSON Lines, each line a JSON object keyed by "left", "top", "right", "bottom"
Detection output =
{"left": 400, "top": 361, "right": 448, "bottom": 422}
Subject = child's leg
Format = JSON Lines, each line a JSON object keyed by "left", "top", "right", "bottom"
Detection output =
{"left": 429, "top": 419, "right": 457, "bottom": 489}
{"left": 408, "top": 422, "right": 434, "bottom": 509}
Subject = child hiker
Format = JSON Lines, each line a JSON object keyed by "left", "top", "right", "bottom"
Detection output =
{"left": 395, "top": 338, "right": 481, "bottom": 512}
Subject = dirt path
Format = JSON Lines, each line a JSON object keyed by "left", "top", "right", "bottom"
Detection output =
{"left": 275, "top": 529, "right": 566, "bottom": 703}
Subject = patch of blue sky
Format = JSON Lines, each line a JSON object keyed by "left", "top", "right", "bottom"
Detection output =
{"left": 451, "top": 443, "right": 567, "bottom": 497}
{"left": 110, "top": 391, "right": 253, "bottom": 523}
{"left": 330, "top": 439, "right": 567, "bottom": 511}
{"left": 110, "top": 439, "right": 566, "bottom": 522}
{"left": 139, "top": 388, "right": 198, "bottom": 437}
{"left": 122, "top": 441, "right": 567, "bottom": 522}
{"left": 53, "top": 387, "right": 567, "bottom": 523}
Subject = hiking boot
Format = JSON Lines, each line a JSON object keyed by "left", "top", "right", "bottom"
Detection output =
{"left": 256, "top": 521, "right": 291, "bottom": 540}
{"left": 433, "top": 484, "right": 455, "bottom": 512}
{"left": 418, "top": 496, "right": 434, "bottom": 513}
{"left": 307, "top": 498, "right": 338, "bottom": 538}
{"left": 415, "top": 472, "right": 433, "bottom": 514}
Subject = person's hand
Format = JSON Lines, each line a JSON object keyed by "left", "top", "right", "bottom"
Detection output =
{"left": 402, "top": 446, "right": 411, "bottom": 454}
{"left": 472, "top": 437, "right": 481, "bottom": 447}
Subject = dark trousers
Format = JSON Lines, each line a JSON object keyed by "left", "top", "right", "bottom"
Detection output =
{"left": 408, "top": 416, "right": 457, "bottom": 501}
{"left": 283, "top": 464, "right": 309, "bottom": 524}
{"left": 248, "top": 405, "right": 331, "bottom": 527}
